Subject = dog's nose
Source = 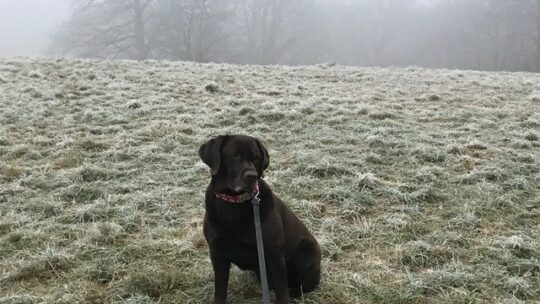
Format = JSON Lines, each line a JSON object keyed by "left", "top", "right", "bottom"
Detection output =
{"left": 243, "top": 171, "right": 258, "bottom": 181}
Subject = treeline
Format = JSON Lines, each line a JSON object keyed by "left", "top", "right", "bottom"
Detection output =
{"left": 50, "top": 0, "right": 540, "bottom": 72}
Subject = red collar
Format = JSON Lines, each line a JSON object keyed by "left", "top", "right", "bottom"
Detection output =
{"left": 215, "top": 181, "right": 259, "bottom": 203}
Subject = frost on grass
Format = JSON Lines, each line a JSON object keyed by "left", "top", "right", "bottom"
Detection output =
{"left": 0, "top": 58, "right": 539, "bottom": 303}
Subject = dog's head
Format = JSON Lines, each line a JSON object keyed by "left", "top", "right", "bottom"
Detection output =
{"left": 199, "top": 135, "right": 269, "bottom": 195}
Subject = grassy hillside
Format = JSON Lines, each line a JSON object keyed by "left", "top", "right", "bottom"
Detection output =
{"left": 0, "top": 58, "right": 539, "bottom": 304}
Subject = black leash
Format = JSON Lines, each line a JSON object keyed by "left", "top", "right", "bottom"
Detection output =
{"left": 251, "top": 192, "right": 271, "bottom": 304}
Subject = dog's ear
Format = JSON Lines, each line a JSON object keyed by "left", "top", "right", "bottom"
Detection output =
{"left": 199, "top": 135, "right": 226, "bottom": 176}
{"left": 255, "top": 138, "right": 269, "bottom": 176}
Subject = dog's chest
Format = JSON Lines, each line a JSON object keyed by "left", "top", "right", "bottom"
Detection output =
{"left": 210, "top": 201, "right": 268, "bottom": 271}
{"left": 222, "top": 227, "right": 259, "bottom": 270}
{"left": 215, "top": 201, "right": 253, "bottom": 223}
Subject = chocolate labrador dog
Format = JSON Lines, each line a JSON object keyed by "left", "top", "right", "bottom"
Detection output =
{"left": 199, "top": 135, "right": 321, "bottom": 304}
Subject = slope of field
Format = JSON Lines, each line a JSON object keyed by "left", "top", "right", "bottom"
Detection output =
{"left": 0, "top": 58, "right": 539, "bottom": 304}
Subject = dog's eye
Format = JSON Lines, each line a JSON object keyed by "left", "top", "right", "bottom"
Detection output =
{"left": 231, "top": 154, "right": 241, "bottom": 160}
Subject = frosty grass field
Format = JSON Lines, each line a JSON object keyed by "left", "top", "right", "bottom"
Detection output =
{"left": 0, "top": 58, "right": 539, "bottom": 304}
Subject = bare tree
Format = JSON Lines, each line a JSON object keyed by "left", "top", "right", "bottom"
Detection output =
{"left": 155, "top": 0, "right": 236, "bottom": 62}
{"left": 49, "top": 0, "right": 540, "bottom": 71}
{"left": 235, "top": 0, "right": 317, "bottom": 64}
{"left": 52, "top": 0, "right": 157, "bottom": 59}
{"left": 325, "top": 0, "right": 418, "bottom": 66}
{"left": 534, "top": 0, "right": 540, "bottom": 71}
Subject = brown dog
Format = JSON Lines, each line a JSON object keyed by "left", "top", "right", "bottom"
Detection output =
{"left": 199, "top": 135, "right": 321, "bottom": 304}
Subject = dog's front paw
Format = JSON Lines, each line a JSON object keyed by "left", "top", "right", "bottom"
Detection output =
{"left": 212, "top": 298, "right": 226, "bottom": 304}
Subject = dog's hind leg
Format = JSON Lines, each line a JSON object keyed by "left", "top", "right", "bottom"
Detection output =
{"left": 288, "top": 237, "right": 321, "bottom": 297}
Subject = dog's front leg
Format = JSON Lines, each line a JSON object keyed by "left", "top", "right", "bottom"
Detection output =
{"left": 210, "top": 252, "right": 231, "bottom": 304}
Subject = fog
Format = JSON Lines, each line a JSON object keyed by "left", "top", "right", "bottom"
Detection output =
{"left": 1, "top": 0, "right": 540, "bottom": 72}
{"left": 0, "top": 0, "right": 70, "bottom": 57}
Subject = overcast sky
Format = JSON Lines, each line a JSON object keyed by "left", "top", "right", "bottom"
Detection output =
{"left": 0, "top": 0, "right": 70, "bottom": 57}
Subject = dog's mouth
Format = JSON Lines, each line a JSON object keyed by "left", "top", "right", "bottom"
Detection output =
{"left": 224, "top": 179, "right": 258, "bottom": 195}
{"left": 225, "top": 179, "right": 259, "bottom": 195}
{"left": 223, "top": 188, "right": 247, "bottom": 196}
{"left": 215, "top": 181, "right": 260, "bottom": 203}
{"left": 227, "top": 184, "right": 257, "bottom": 195}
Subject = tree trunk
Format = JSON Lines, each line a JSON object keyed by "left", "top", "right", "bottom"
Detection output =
{"left": 257, "top": 0, "right": 268, "bottom": 63}
{"left": 133, "top": 0, "right": 148, "bottom": 60}
{"left": 536, "top": 0, "right": 540, "bottom": 72}
{"left": 263, "top": 0, "right": 281, "bottom": 64}
{"left": 195, "top": 0, "right": 207, "bottom": 62}
{"left": 245, "top": 0, "right": 261, "bottom": 63}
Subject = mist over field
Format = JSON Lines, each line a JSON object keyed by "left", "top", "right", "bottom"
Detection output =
{"left": 0, "top": 0, "right": 69, "bottom": 57}
{"left": 1, "top": 0, "right": 540, "bottom": 72}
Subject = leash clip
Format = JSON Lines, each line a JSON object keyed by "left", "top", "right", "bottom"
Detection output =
{"left": 251, "top": 191, "right": 261, "bottom": 206}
